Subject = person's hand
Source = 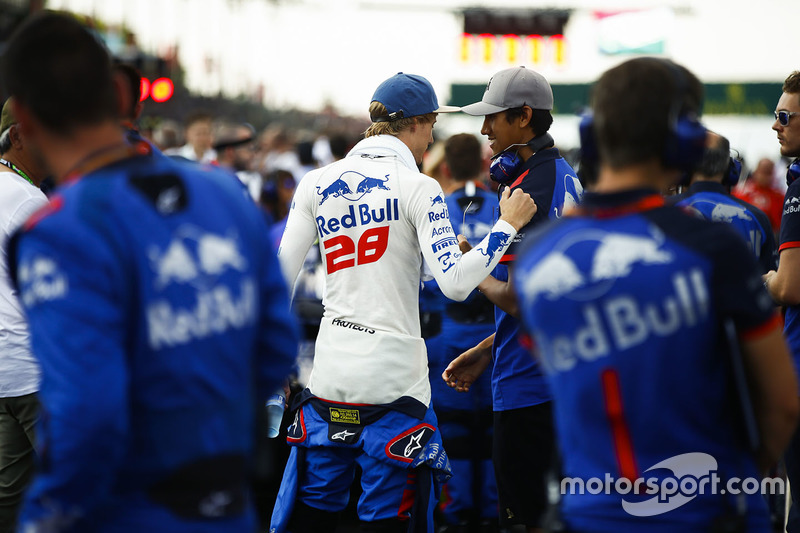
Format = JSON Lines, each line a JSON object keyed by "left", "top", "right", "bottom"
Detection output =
{"left": 498, "top": 187, "right": 537, "bottom": 231}
{"left": 457, "top": 235, "right": 472, "bottom": 254}
{"left": 442, "top": 344, "right": 492, "bottom": 393}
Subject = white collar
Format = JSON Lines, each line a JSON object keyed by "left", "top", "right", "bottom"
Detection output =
{"left": 346, "top": 135, "right": 418, "bottom": 173}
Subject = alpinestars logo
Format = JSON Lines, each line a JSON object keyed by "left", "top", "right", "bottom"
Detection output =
{"left": 328, "top": 426, "right": 361, "bottom": 445}
{"left": 331, "top": 429, "right": 355, "bottom": 441}
{"left": 287, "top": 408, "right": 306, "bottom": 443}
{"left": 386, "top": 424, "right": 435, "bottom": 463}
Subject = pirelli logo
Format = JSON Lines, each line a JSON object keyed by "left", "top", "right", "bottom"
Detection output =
{"left": 329, "top": 408, "right": 361, "bottom": 425}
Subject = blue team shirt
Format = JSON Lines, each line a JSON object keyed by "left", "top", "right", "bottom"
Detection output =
{"left": 492, "top": 146, "right": 582, "bottom": 410}
{"left": 425, "top": 182, "right": 498, "bottom": 412}
{"left": 779, "top": 178, "right": 800, "bottom": 385}
{"left": 513, "top": 189, "right": 776, "bottom": 532}
{"left": 12, "top": 150, "right": 299, "bottom": 532}
{"left": 674, "top": 181, "right": 777, "bottom": 273}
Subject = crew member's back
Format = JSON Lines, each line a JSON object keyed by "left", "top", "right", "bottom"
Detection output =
{"left": 13, "top": 152, "right": 297, "bottom": 532}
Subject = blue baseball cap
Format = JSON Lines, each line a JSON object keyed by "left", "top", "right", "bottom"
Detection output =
{"left": 371, "top": 73, "right": 460, "bottom": 122}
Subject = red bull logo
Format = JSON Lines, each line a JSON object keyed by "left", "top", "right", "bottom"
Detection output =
{"left": 591, "top": 233, "right": 672, "bottom": 281}
{"left": 534, "top": 267, "right": 709, "bottom": 372}
{"left": 478, "top": 231, "right": 511, "bottom": 266}
{"left": 317, "top": 178, "right": 353, "bottom": 205}
{"left": 316, "top": 171, "right": 392, "bottom": 205}
{"left": 786, "top": 196, "right": 800, "bottom": 215}
{"left": 149, "top": 228, "right": 248, "bottom": 289}
{"left": 18, "top": 255, "right": 68, "bottom": 307}
{"left": 430, "top": 193, "right": 445, "bottom": 206}
{"left": 709, "top": 203, "right": 752, "bottom": 223}
{"left": 521, "top": 230, "right": 674, "bottom": 304}
{"left": 316, "top": 198, "right": 400, "bottom": 237}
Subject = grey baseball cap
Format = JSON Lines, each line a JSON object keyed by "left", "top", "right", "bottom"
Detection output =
{"left": 461, "top": 66, "right": 553, "bottom": 116}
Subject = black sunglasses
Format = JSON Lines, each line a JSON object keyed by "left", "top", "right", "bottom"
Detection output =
{"left": 775, "top": 110, "right": 800, "bottom": 126}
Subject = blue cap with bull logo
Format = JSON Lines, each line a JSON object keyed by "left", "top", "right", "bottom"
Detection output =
{"left": 370, "top": 73, "right": 460, "bottom": 122}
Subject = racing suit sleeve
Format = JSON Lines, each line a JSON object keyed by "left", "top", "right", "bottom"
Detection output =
{"left": 408, "top": 177, "right": 517, "bottom": 302}
{"left": 14, "top": 215, "right": 132, "bottom": 530}
{"left": 277, "top": 172, "right": 319, "bottom": 294}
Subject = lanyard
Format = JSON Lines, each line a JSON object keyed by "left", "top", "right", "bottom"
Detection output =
{"left": 0, "top": 158, "right": 34, "bottom": 187}
{"left": 62, "top": 142, "right": 145, "bottom": 184}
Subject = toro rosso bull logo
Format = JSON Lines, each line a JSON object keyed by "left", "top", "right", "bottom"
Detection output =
{"left": 149, "top": 227, "right": 248, "bottom": 290}
{"left": 591, "top": 233, "right": 672, "bottom": 280}
{"left": 317, "top": 171, "right": 390, "bottom": 205}
{"left": 145, "top": 225, "right": 256, "bottom": 350}
{"left": 710, "top": 203, "right": 752, "bottom": 223}
{"left": 521, "top": 228, "right": 674, "bottom": 304}
{"left": 522, "top": 252, "right": 585, "bottom": 304}
{"left": 478, "top": 231, "right": 511, "bottom": 266}
{"left": 317, "top": 178, "right": 352, "bottom": 204}
{"left": 357, "top": 176, "right": 390, "bottom": 194}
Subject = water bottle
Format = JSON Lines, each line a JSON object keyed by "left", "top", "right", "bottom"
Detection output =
{"left": 266, "top": 389, "right": 286, "bottom": 439}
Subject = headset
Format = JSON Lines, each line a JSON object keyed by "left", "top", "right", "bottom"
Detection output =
{"left": 489, "top": 132, "right": 554, "bottom": 184}
{"left": 722, "top": 151, "right": 743, "bottom": 188}
{"left": 578, "top": 59, "right": 707, "bottom": 174}
{"left": 787, "top": 158, "right": 800, "bottom": 187}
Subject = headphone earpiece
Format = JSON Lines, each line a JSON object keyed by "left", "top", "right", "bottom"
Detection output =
{"left": 489, "top": 152, "right": 522, "bottom": 184}
{"left": 788, "top": 158, "right": 800, "bottom": 187}
{"left": 664, "top": 112, "right": 706, "bottom": 171}
{"left": 488, "top": 133, "right": 555, "bottom": 184}
{"left": 722, "top": 156, "right": 743, "bottom": 188}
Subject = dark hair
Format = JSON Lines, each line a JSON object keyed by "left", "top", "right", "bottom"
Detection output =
{"left": 297, "top": 141, "right": 315, "bottom": 166}
{"left": 696, "top": 133, "right": 730, "bottom": 178}
{"left": 112, "top": 62, "right": 142, "bottom": 120}
{"left": 503, "top": 107, "right": 553, "bottom": 136}
{"left": 591, "top": 57, "right": 703, "bottom": 169}
{"left": 0, "top": 11, "right": 117, "bottom": 136}
{"left": 783, "top": 71, "right": 800, "bottom": 94}
{"left": 328, "top": 134, "right": 350, "bottom": 160}
{"left": 444, "top": 133, "right": 483, "bottom": 181}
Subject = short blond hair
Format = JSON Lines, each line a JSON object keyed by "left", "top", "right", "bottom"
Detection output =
{"left": 364, "top": 102, "right": 436, "bottom": 138}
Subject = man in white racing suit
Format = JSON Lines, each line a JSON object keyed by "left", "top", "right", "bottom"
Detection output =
{"left": 272, "top": 72, "right": 536, "bottom": 533}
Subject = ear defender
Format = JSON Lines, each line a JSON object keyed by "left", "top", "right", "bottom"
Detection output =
{"left": 488, "top": 133, "right": 555, "bottom": 184}
{"left": 489, "top": 151, "right": 523, "bottom": 184}
{"left": 788, "top": 158, "right": 800, "bottom": 187}
{"left": 723, "top": 156, "right": 743, "bottom": 188}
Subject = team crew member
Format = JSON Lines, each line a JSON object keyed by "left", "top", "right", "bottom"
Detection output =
{"left": 443, "top": 66, "right": 582, "bottom": 532}
{"left": 673, "top": 131, "right": 777, "bottom": 273}
{"left": 272, "top": 72, "right": 536, "bottom": 532}
{"left": 1, "top": 12, "right": 299, "bottom": 532}
{"left": 423, "top": 133, "right": 499, "bottom": 532}
{"left": 0, "top": 98, "right": 49, "bottom": 533}
{"left": 763, "top": 69, "right": 800, "bottom": 533}
{"left": 514, "top": 57, "right": 797, "bottom": 532}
